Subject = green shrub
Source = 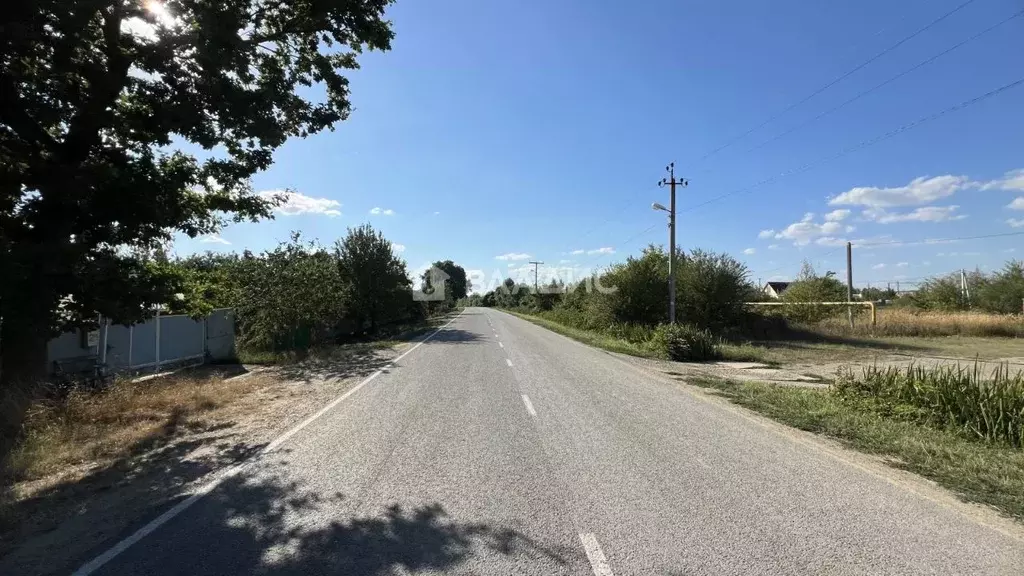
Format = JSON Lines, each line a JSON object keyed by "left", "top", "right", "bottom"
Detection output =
{"left": 835, "top": 363, "right": 1024, "bottom": 447}
{"left": 652, "top": 324, "right": 722, "bottom": 362}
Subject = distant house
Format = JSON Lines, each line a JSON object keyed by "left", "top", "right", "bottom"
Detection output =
{"left": 762, "top": 281, "right": 791, "bottom": 299}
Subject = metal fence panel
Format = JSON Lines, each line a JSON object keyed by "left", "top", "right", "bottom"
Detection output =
{"left": 159, "top": 315, "right": 204, "bottom": 363}
{"left": 206, "top": 309, "right": 236, "bottom": 361}
{"left": 130, "top": 320, "right": 158, "bottom": 368}
{"left": 44, "top": 309, "right": 235, "bottom": 374}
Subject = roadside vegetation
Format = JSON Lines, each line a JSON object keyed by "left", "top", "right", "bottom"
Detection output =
{"left": 686, "top": 365, "right": 1024, "bottom": 520}
{"left": 474, "top": 245, "right": 1024, "bottom": 519}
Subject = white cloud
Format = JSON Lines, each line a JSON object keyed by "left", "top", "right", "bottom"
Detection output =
{"left": 871, "top": 263, "right": 886, "bottom": 270}
{"left": 433, "top": 211, "right": 441, "bottom": 215}
{"left": 570, "top": 249, "right": 585, "bottom": 255}
{"left": 259, "top": 190, "right": 342, "bottom": 217}
{"left": 392, "top": 243, "right": 406, "bottom": 253}
{"left": 758, "top": 229, "right": 775, "bottom": 239}
{"left": 587, "top": 247, "right": 615, "bottom": 255}
{"left": 1002, "top": 248, "right": 1016, "bottom": 254}
{"left": 896, "top": 262, "right": 909, "bottom": 268}
{"left": 1008, "top": 218, "right": 1024, "bottom": 228}
{"left": 830, "top": 175, "right": 970, "bottom": 208}
{"left": 559, "top": 259, "right": 574, "bottom": 264}
{"left": 199, "top": 234, "right": 231, "bottom": 246}
{"left": 980, "top": 169, "right": 1024, "bottom": 192}
{"left": 495, "top": 252, "right": 531, "bottom": 261}
{"left": 767, "top": 244, "right": 780, "bottom": 250}
{"left": 1008, "top": 197, "right": 1024, "bottom": 210}
{"left": 774, "top": 212, "right": 849, "bottom": 246}
{"left": 743, "top": 248, "right": 756, "bottom": 255}
{"left": 370, "top": 207, "right": 395, "bottom": 216}
{"left": 824, "top": 209, "right": 850, "bottom": 222}
{"left": 862, "top": 205, "right": 966, "bottom": 224}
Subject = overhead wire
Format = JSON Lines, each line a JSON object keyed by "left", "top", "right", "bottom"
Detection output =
{"left": 679, "top": 75, "right": 1024, "bottom": 214}
{"left": 742, "top": 8, "right": 1023, "bottom": 156}
{"left": 691, "top": 0, "right": 980, "bottom": 165}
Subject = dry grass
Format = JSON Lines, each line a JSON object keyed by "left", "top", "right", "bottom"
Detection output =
{"left": 814, "top": 308, "right": 1024, "bottom": 338}
{"left": 1, "top": 371, "right": 262, "bottom": 485}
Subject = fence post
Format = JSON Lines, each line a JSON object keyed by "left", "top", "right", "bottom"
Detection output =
{"left": 128, "top": 324, "right": 134, "bottom": 371}
{"left": 155, "top": 308, "right": 161, "bottom": 371}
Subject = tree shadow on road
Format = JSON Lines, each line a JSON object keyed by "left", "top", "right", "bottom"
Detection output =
{"left": 101, "top": 470, "right": 575, "bottom": 575}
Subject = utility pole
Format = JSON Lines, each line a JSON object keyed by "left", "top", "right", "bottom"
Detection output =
{"left": 529, "top": 261, "right": 544, "bottom": 293}
{"left": 846, "top": 241, "right": 854, "bottom": 328}
{"left": 658, "top": 162, "right": 687, "bottom": 324}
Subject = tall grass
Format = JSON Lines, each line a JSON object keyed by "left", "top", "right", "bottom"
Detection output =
{"left": 814, "top": 308, "right": 1024, "bottom": 338}
{"left": 835, "top": 363, "right": 1024, "bottom": 447}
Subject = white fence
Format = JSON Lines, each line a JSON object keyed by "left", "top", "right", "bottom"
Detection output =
{"left": 47, "top": 309, "right": 236, "bottom": 374}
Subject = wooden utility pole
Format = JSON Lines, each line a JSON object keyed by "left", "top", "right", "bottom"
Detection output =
{"left": 529, "top": 261, "right": 544, "bottom": 293}
{"left": 658, "top": 163, "right": 687, "bottom": 324}
{"left": 846, "top": 241, "right": 854, "bottom": 328}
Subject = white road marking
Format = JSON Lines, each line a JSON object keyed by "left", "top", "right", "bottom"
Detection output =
{"left": 579, "top": 533, "right": 614, "bottom": 576}
{"left": 71, "top": 312, "right": 465, "bottom": 576}
{"left": 520, "top": 391, "right": 536, "bottom": 414}
{"left": 499, "top": 342, "right": 504, "bottom": 348}
{"left": 505, "top": 358, "right": 513, "bottom": 367}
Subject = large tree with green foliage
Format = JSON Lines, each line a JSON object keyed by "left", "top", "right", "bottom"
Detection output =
{"left": 0, "top": 0, "right": 394, "bottom": 397}
{"left": 335, "top": 225, "right": 411, "bottom": 333}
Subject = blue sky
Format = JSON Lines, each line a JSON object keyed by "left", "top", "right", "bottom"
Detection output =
{"left": 175, "top": 0, "right": 1024, "bottom": 293}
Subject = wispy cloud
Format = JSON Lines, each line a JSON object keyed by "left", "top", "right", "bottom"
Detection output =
{"left": 823, "top": 209, "right": 850, "bottom": 222}
{"left": 199, "top": 234, "right": 231, "bottom": 245}
{"left": 495, "top": 252, "right": 531, "bottom": 261}
{"left": 979, "top": 169, "right": 1024, "bottom": 192}
{"left": 570, "top": 249, "right": 585, "bottom": 255}
{"left": 587, "top": 247, "right": 615, "bottom": 255}
{"left": 259, "top": 190, "right": 342, "bottom": 217}
{"left": 392, "top": 243, "right": 406, "bottom": 253}
{"left": 743, "top": 248, "right": 756, "bottom": 255}
{"left": 767, "top": 244, "right": 780, "bottom": 250}
{"left": 896, "top": 262, "right": 909, "bottom": 268}
{"left": 829, "top": 175, "right": 970, "bottom": 208}
{"left": 370, "top": 207, "right": 395, "bottom": 216}
{"left": 773, "top": 213, "right": 853, "bottom": 246}
{"left": 758, "top": 229, "right": 775, "bottom": 239}
{"left": 871, "top": 263, "right": 886, "bottom": 270}
{"left": 862, "top": 205, "right": 966, "bottom": 224}
{"left": 1008, "top": 197, "right": 1024, "bottom": 210}
{"left": 1008, "top": 218, "right": 1024, "bottom": 228}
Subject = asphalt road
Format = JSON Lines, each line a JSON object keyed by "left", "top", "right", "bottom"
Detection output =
{"left": 82, "top": 308, "right": 1024, "bottom": 575}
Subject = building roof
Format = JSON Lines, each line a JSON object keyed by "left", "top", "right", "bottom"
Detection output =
{"left": 765, "top": 281, "right": 791, "bottom": 291}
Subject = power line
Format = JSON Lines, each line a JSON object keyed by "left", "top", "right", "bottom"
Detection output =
{"left": 855, "top": 230, "right": 1024, "bottom": 247}
{"left": 680, "top": 75, "right": 1024, "bottom": 214}
{"left": 743, "top": 8, "right": 1023, "bottom": 156}
{"left": 691, "top": 0, "right": 979, "bottom": 165}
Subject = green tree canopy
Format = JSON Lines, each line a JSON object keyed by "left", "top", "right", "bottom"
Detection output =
{"left": 0, "top": 0, "right": 394, "bottom": 390}
{"left": 335, "top": 225, "right": 411, "bottom": 332}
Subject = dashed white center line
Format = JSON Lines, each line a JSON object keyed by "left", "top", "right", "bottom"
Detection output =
{"left": 505, "top": 358, "right": 513, "bottom": 367}
{"left": 579, "top": 533, "right": 614, "bottom": 576}
{"left": 521, "top": 394, "right": 537, "bottom": 417}
{"left": 498, "top": 342, "right": 504, "bottom": 348}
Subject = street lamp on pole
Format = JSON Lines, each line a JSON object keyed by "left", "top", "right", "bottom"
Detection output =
{"left": 656, "top": 163, "right": 687, "bottom": 324}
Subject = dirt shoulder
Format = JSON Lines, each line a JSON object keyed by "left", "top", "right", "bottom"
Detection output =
{"left": 0, "top": 341, "right": 413, "bottom": 576}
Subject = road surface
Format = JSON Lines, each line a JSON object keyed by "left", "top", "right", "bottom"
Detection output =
{"left": 79, "top": 308, "right": 1024, "bottom": 575}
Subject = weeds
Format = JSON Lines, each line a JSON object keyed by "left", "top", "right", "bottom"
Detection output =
{"left": 836, "top": 363, "right": 1024, "bottom": 447}
{"left": 1, "top": 372, "right": 262, "bottom": 484}
{"left": 684, "top": 375, "right": 1024, "bottom": 520}
{"left": 812, "top": 308, "right": 1024, "bottom": 338}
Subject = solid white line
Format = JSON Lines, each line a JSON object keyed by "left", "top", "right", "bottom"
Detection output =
{"left": 498, "top": 342, "right": 504, "bottom": 348}
{"left": 505, "top": 358, "right": 513, "bottom": 367}
{"left": 579, "top": 533, "right": 614, "bottom": 576}
{"left": 521, "top": 394, "right": 537, "bottom": 417}
{"left": 71, "top": 311, "right": 464, "bottom": 576}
